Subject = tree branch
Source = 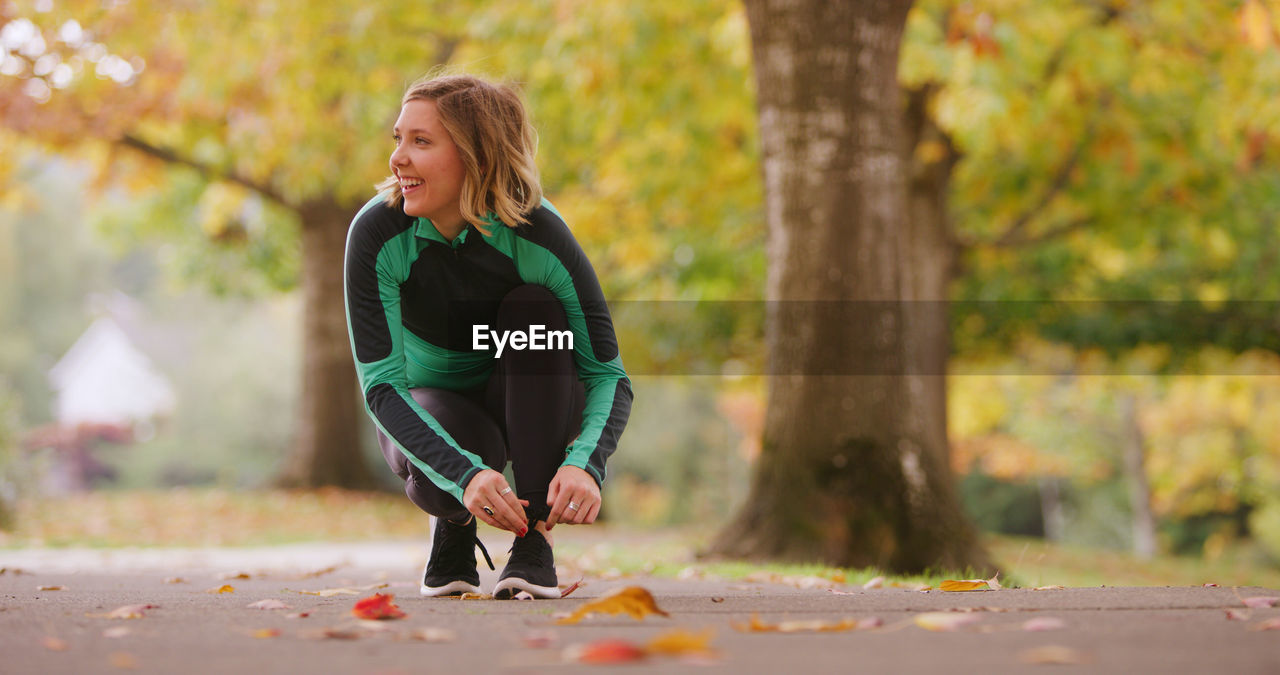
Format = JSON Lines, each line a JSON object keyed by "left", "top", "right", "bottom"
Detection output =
{"left": 117, "top": 133, "right": 295, "bottom": 211}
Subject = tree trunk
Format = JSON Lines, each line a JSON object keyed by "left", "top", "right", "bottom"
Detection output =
{"left": 1119, "top": 393, "right": 1157, "bottom": 558}
{"left": 274, "top": 199, "right": 376, "bottom": 489}
{"left": 708, "top": 0, "right": 990, "bottom": 572}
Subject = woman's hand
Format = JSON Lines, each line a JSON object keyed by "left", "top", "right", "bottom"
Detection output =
{"left": 545, "top": 465, "right": 600, "bottom": 530}
{"left": 463, "top": 469, "right": 528, "bottom": 535}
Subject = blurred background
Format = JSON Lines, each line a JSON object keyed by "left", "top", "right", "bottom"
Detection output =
{"left": 2, "top": 0, "right": 1280, "bottom": 581}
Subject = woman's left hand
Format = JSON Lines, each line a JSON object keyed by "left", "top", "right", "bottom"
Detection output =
{"left": 545, "top": 465, "right": 600, "bottom": 530}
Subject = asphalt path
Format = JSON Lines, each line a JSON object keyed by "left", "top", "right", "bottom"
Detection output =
{"left": 3, "top": 535, "right": 1279, "bottom": 674}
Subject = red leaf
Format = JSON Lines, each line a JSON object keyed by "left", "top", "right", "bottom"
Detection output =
{"left": 565, "top": 639, "right": 648, "bottom": 664}
{"left": 351, "top": 593, "right": 406, "bottom": 620}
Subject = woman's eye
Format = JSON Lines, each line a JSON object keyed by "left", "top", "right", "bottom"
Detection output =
{"left": 392, "top": 134, "right": 401, "bottom": 144}
{"left": 416, "top": 137, "right": 429, "bottom": 145}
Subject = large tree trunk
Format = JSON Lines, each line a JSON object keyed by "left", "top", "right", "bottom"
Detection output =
{"left": 1119, "top": 393, "right": 1156, "bottom": 559}
{"left": 274, "top": 199, "right": 375, "bottom": 489}
{"left": 708, "top": 0, "right": 990, "bottom": 572}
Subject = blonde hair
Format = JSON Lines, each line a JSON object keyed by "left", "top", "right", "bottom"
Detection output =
{"left": 377, "top": 73, "right": 543, "bottom": 230}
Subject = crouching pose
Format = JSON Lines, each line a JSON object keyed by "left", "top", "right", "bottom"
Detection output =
{"left": 344, "top": 73, "right": 632, "bottom": 598}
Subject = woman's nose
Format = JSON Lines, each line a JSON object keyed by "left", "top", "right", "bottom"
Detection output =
{"left": 390, "top": 144, "right": 407, "bottom": 167}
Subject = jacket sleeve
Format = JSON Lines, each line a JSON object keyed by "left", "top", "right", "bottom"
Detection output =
{"left": 512, "top": 202, "right": 633, "bottom": 486}
{"left": 343, "top": 198, "right": 489, "bottom": 502}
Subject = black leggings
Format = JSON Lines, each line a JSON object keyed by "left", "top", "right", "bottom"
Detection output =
{"left": 376, "top": 285, "right": 585, "bottom": 524}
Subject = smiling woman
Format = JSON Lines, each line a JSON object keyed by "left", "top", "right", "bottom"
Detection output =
{"left": 344, "top": 73, "right": 632, "bottom": 600}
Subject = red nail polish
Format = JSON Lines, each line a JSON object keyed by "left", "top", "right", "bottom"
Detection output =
{"left": 518, "top": 528, "right": 527, "bottom": 537}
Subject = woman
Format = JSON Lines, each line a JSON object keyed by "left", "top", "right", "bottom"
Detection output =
{"left": 344, "top": 73, "right": 632, "bottom": 599}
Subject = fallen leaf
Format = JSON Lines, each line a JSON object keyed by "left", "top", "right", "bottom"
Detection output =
{"left": 986, "top": 572, "right": 1003, "bottom": 590}
{"left": 1203, "top": 583, "right": 1220, "bottom": 588}
{"left": 246, "top": 599, "right": 291, "bottom": 610}
{"left": 858, "top": 617, "right": 884, "bottom": 629}
{"left": 163, "top": 577, "right": 186, "bottom": 585}
{"left": 555, "top": 586, "right": 669, "bottom": 625}
{"left": 351, "top": 593, "right": 406, "bottom": 620}
{"left": 109, "top": 651, "right": 138, "bottom": 669}
{"left": 1022, "top": 617, "right": 1066, "bottom": 632}
{"left": 914, "top": 612, "right": 981, "bottom": 632}
{"left": 42, "top": 636, "right": 69, "bottom": 651}
{"left": 827, "top": 588, "right": 859, "bottom": 596}
{"left": 1226, "top": 609, "right": 1250, "bottom": 621}
{"left": 862, "top": 576, "right": 886, "bottom": 589}
{"left": 299, "top": 627, "right": 362, "bottom": 640}
{"left": 1241, "top": 596, "right": 1279, "bottom": 608}
{"left": 252, "top": 628, "right": 280, "bottom": 639}
{"left": 731, "top": 613, "right": 866, "bottom": 633}
{"left": 939, "top": 580, "right": 991, "bottom": 592}
{"left": 103, "top": 626, "right": 131, "bottom": 639}
{"left": 1019, "top": 645, "right": 1090, "bottom": 665}
{"left": 37, "top": 585, "right": 65, "bottom": 591}
{"left": 409, "top": 627, "right": 457, "bottom": 642}
{"left": 296, "top": 565, "right": 340, "bottom": 579}
{"left": 559, "top": 579, "right": 585, "bottom": 598}
{"left": 102, "top": 604, "right": 159, "bottom": 619}
{"left": 564, "top": 639, "right": 648, "bottom": 664}
{"left": 645, "top": 628, "right": 716, "bottom": 656}
{"left": 1033, "top": 585, "right": 1065, "bottom": 591}
{"left": 218, "top": 572, "right": 251, "bottom": 580}
{"left": 710, "top": 597, "right": 725, "bottom": 603}
{"left": 205, "top": 585, "right": 235, "bottom": 594}
{"left": 889, "top": 581, "right": 932, "bottom": 591}
{"left": 285, "top": 612, "right": 310, "bottom": 619}
{"left": 1251, "top": 617, "right": 1280, "bottom": 631}
{"left": 457, "top": 592, "right": 492, "bottom": 600}
{"left": 293, "top": 582, "right": 389, "bottom": 597}
{"left": 522, "top": 630, "right": 557, "bottom": 648}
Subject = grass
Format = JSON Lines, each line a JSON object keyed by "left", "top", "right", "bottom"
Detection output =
{"left": 3, "top": 488, "right": 1278, "bottom": 589}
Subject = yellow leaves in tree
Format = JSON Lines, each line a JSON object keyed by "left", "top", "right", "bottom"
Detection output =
{"left": 556, "top": 586, "right": 669, "bottom": 625}
{"left": 1239, "top": 0, "right": 1278, "bottom": 52}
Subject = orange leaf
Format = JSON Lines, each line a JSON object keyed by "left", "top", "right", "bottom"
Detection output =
{"left": 939, "top": 580, "right": 991, "bottom": 592}
{"left": 37, "top": 585, "right": 65, "bottom": 591}
{"left": 644, "top": 628, "right": 716, "bottom": 655}
{"left": 205, "top": 585, "right": 235, "bottom": 594}
{"left": 351, "top": 593, "right": 406, "bottom": 620}
{"left": 42, "top": 636, "right": 69, "bottom": 651}
{"left": 252, "top": 628, "right": 280, "bottom": 639}
{"left": 555, "top": 586, "right": 669, "bottom": 625}
{"left": 564, "top": 639, "right": 648, "bottom": 664}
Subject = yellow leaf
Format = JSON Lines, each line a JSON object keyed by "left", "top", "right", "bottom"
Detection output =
{"left": 644, "top": 628, "right": 716, "bottom": 655}
{"left": 939, "top": 580, "right": 991, "bottom": 592}
{"left": 730, "top": 613, "right": 866, "bottom": 633}
{"left": 913, "top": 612, "right": 981, "bottom": 632}
{"left": 206, "top": 585, "right": 235, "bottom": 594}
{"left": 555, "top": 586, "right": 669, "bottom": 625}
{"left": 251, "top": 628, "right": 280, "bottom": 639}
{"left": 293, "top": 582, "right": 388, "bottom": 597}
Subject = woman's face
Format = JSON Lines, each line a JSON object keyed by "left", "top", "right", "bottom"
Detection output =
{"left": 390, "top": 99, "right": 466, "bottom": 231}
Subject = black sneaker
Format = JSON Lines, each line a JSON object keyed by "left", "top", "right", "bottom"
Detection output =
{"left": 493, "top": 530, "right": 559, "bottom": 599}
{"left": 420, "top": 516, "right": 494, "bottom": 597}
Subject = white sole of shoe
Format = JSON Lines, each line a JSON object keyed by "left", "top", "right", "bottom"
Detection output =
{"left": 492, "top": 576, "right": 560, "bottom": 599}
{"left": 419, "top": 578, "right": 481, "bottom": 597}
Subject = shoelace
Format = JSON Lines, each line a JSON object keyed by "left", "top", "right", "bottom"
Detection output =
{"left": 437, "top": 519, "right": 495, "bottom": 571}
{"left": 506, "top": 531, "right": 553, "bottom": 567}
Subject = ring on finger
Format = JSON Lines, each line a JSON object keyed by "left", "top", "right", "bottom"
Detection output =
{"left": 567, "top": 501, "right": 579, "bottom": 511}
{"left": 482, "top": 505, "right": 495, "bottom": 516}
{"left": 500, "top": 487, "right": 512, "bottom": 496}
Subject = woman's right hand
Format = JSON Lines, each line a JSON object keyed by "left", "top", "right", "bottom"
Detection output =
{"left": 463, "top": 469, "right": 529, "bottom": 536}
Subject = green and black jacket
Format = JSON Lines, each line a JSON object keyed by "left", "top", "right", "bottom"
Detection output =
{"left": 343, "top": 195, "right": 632, "bottom": 503}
